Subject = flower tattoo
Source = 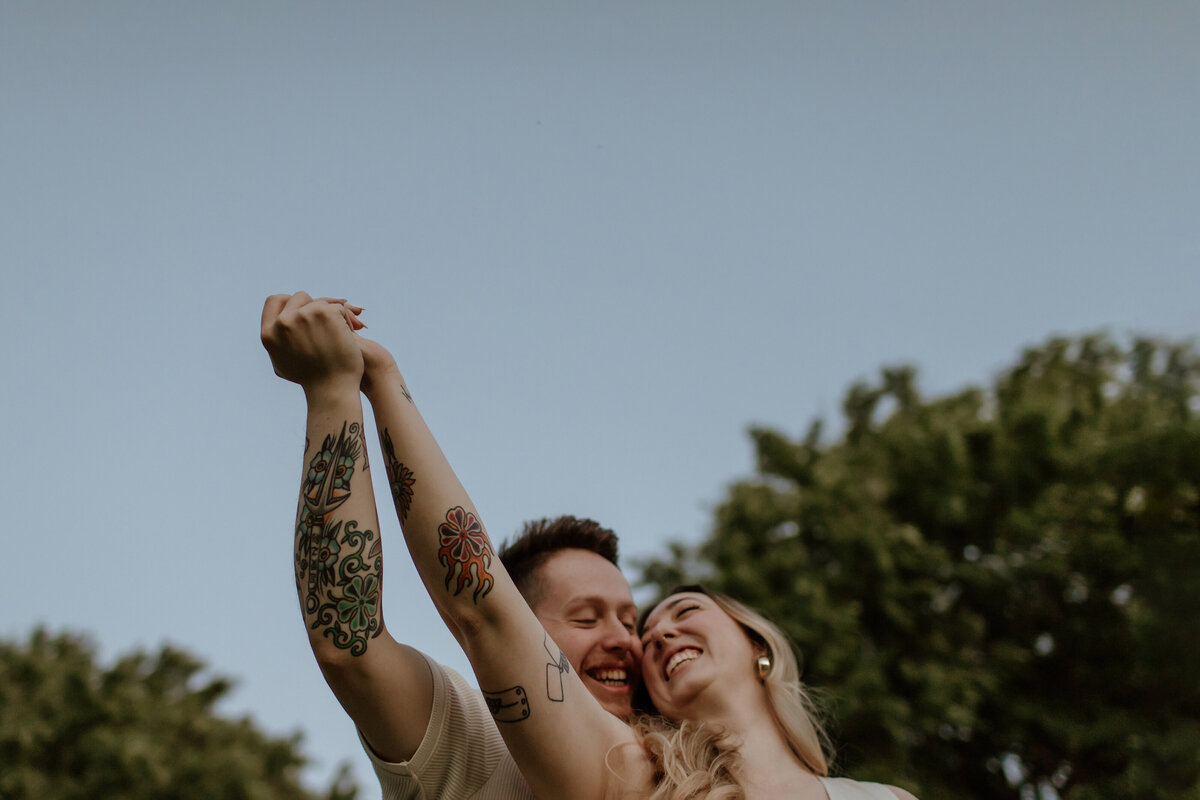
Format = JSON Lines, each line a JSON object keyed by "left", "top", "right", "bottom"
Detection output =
{"left": 332, "top": 455, "right": 355, "bottom": 491}
{"left": 381, "top": 429, "right": 416, "bottom": 523}
{"left": 312, "top": 530, "right": 342, "bottom": 588}
{"left": 295, "top": 422, "right": 381, "bottom": 656}
{"left": 306, "top": 448, "right": 332, "bottom": 488}
{"left": 337, "top": 574, "right": 381, "bottom": 633}
{"left": 437, "top": 506, "right": 495, "bottom": 603}
{"left": 303, "top": 422, "right": 360, "bottom": 508}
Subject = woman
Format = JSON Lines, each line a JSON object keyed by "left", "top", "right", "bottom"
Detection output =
{"left": 263, "top": 294, "right": 916, "bottom": 800}
{"left": 630, "top": 585, "right": 916, "bottom": 799}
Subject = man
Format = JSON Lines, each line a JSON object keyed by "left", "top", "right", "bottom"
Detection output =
{"left": 261, "top": 293, "right": 642, "bottom": 799}
{"left": 498, "top": 517, "right": 641, "bottom": 720}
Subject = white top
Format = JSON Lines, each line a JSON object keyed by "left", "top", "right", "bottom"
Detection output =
{"left": 821, "top": 776, "right": 899, "bottom": 799}
{"left": 361, "top": 654, "right": 532, "bottom": 800}
{"left": 360, "top": 654, "right": 902, "bottom": 800}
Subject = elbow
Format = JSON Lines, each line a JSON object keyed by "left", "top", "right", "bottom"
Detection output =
{"left": 438, "top": 603, "right": 488, "bottom": 643}
{"left": 313, "top": 647, "right": 370, "bottom": 691}
{"left": 309, "top": 633, "right": 367, "bottom": 676}
{"left": 437, "top": 599, "right": 522, "bottom": 666}
{"left": 311, "top": 637, "right": 357, "bottom": 671}
{"left": 307, "top": 620, "right": 391, "bottom": 673}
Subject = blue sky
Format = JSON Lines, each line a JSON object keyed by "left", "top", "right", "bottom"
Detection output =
{"left": 3, "top": 1, "right": 1198, "bottom": 792}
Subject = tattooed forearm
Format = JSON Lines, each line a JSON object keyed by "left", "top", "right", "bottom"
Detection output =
{"left": 295, "top": 421, "right": 382, "bottom": 656}
{"left": 357, "top": 423, "right": 370, "bottom": 471}
{"left": 299, "top": 422, "right": 358, "bottom": 602}
{"left": 483, "top": 685, "right": 530, "bottom": 722}
{"left": 437, "top": 506, "right": 495, "bottom": 603}
{"left": 381, "top": 428, "right": 416, "bottom": 524}
{"left": 544, "top": 634, "right": 569, "bottom": 702}
{"left": 480, "top": 637, "right": 567, "bottom": 723}
{"left": 301, "top": 421, "right": 359, "bottom": 513}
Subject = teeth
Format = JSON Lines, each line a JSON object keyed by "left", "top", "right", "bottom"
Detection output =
{"left": 665, "top": 649, "right": 700, "bottom": 678}
{"left": 588, "top": 668, "right": 628, "bottom": 686}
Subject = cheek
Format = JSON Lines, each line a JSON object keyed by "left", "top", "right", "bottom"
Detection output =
{"left": 542, "top": 623, "right": 584, "bottom": 662}
{"left": 556, "top": 634, "right": 590, "bottom": 668}
{"left": 640, "top": 661, "right": 667, "bottom": 696}
{"left": 630, "top": 637, "right": 645, "bottom": 661}
{"left": 642, "top": 669, "right": 676, "bottom": 715}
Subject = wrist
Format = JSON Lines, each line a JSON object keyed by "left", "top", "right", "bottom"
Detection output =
{"left": 302, "top": 374, "right": 364, "bottom": 410}
{"left": 362, "top": 369, "right": 408, "bottom": 403}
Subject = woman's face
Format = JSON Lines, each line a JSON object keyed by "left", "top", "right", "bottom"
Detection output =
{"left": 638, "top": 591, "right": 760, "bottom": 720}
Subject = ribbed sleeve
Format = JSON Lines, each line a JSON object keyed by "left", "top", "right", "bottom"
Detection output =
{"left": 361, "top": 652, "right": 533, "bottom": 800}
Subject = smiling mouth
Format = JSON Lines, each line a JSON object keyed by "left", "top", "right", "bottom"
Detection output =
{"left": 664, "top": 648, "right": 701, "bottom": 680}
{"left": 587, "top": 668, "right": 629, "bottom": 688}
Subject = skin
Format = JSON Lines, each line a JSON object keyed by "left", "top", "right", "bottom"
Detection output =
{"left": 264, "top": 294, "right": 914, "bottom": 800}
{"left": 640, "top": 592, "right": 764, "bottom": 723}
{"left": 642, "top": 592, "right": 920, "bottom": 800}
{"left": 359, "top": 331, "right": 645, "bottom": 719}
{"left": 261, "top": 294, "right": 644, "bottom": 778}
{"left": 529, "top": 550, "right": 642, "bottom": 719}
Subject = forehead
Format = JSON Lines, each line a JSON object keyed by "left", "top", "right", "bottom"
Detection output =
{"left": 642, "top": 592, "right": 710, "bottom": 630}
{"left": 535, "top": 549, "right": 635, "bottom": 610}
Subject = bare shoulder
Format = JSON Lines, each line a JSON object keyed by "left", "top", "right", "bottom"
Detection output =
{"left": 887, "top": 786, "right": 919, "bottom": 800}
{"left": 603, "top": 734, "right": 656, "bottom": 800}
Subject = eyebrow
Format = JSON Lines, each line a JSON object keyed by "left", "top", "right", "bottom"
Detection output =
{"left": 644, "top": 595, "right": 703, "bottom": 627}
{"left": 564, "top": 596, "right": 637, "bottom": 613}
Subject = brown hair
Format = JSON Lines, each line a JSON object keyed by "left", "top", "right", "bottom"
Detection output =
{"left": 498, "top": 516, "right": 619, "bottom": 609}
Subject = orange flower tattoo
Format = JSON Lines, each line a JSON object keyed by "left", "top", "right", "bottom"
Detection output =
{"left": 437, "top": 506, "right": 495, "bottom": 603}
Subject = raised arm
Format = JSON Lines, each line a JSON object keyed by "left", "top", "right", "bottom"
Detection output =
{"left": 261, "top": 293, "right": 434, "bottom": 764}
{"left": 358, "top": 336, "right": 645, "bottom": 800}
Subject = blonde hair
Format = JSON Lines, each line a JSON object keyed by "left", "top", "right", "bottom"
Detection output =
{"left": 626, "top": 587, "right": 830, "bottom": 799}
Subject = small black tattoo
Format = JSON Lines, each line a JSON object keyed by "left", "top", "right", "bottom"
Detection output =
{"left": 483, "top": 686, "right": 530, "bottom": 722}
{"left": 544, "top": 634, "right": 569, "bottom": 702}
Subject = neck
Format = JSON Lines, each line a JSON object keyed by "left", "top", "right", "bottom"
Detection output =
{"left": 684, "top": 688, "right": 821, "bottom": 798}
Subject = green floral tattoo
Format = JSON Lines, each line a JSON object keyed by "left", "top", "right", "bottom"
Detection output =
{"left": 295, "top": 422, "right": 382, "bottom": 656}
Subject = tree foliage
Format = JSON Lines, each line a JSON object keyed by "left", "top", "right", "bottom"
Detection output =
{"left": 0, "top": 628, "right": 358, "bottom": 800}
{"left": 640, "top": 334, "right": 1200, "bottom": 799}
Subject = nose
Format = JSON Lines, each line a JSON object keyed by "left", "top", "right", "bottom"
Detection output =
{"left": 646, "top": 626, "right": 676, "bottom": 652}
{"left": 599, "top": 616, "right": 639, "bottom": 655}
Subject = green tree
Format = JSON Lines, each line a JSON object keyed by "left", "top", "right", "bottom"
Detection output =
{"left": 0, "top": 628, "right": 358, "bottom": 800}
{"left": 641, "top": 334, "right": 1200, "bottom": 800}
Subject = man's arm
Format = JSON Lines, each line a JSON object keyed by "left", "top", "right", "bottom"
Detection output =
{"left": 358, "top": 338, "right": 644, "bottom": 800}
{"left": 262, "top": 293, "right": 433, "bottom": 764}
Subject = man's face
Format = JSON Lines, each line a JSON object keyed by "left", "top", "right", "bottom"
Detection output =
{"left": 531, "top": 549, "right": 643, "bottom": 720}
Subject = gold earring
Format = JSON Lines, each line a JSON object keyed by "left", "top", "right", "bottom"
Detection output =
{"left": 756, "top": 655, "right": 771, "bottom": 679}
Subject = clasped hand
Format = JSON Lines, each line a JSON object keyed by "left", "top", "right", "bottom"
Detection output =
{"left": 261, "top": 292, "right": 402, "bottom": 399}
{"left": 260, "top": 292, "right": 367, "bottom": 394}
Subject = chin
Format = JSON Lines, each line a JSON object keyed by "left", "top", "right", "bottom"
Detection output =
{"left": 599, "top": 696, "right": 633, "bottom": 719}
